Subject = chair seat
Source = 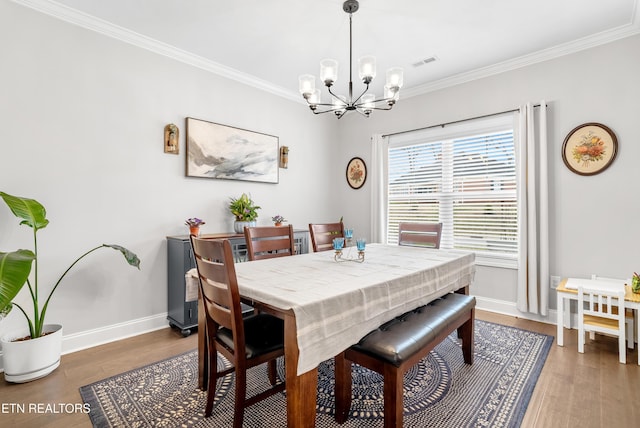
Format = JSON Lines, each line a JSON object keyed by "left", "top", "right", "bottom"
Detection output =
{"left": 589, "top": 305, "right": 634, "bottom": 349}
{"left": 583, "top": 314, "right": 621, "bottom": 331}
{"left": 218, "top": 313, "right": 284, "bottom": 358}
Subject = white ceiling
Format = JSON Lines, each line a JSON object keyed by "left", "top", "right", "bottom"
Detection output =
{"left": 16, "top": 0, "right": 640, "bottom": 101}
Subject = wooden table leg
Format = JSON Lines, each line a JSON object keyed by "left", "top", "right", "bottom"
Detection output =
{"left": 636, "top": 308, "right": 640, "bottom": 365}
{"left": 284, "top": 313, "right": 317, "bottom": 428}
{"left": 334, "top": 352, "right": 352, "bottom": 424}
{"left": 455, "top": 285, "right": 469, "bottom": 295}
{"left": 556, "top": 291, "right": 564, "bottom": 347}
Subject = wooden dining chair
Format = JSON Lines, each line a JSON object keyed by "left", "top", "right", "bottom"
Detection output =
{"left": 243, "top": 225, "right": 295, "bottom": 261}
{"left": 591, "top": 274, "right": 635, "bottom": 349}
{"left": 398, "top": 222, "right": 443, "bottom": 248}
{"left": 309, "top": 221, "right": 345, "bottom": 252}
{"left": 190, "top": 237, "right": 286, "bottom": 427}
{"left": 578, "top": 284, "right": 627, "bottom": 364}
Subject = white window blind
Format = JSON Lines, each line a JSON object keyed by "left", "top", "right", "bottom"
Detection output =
{"left": 387, "top": 114, "right": 517, "bottom": 261}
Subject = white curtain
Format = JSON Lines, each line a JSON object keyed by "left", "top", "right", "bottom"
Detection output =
{"left": 516, "top": 102, "right": 549, "bottom": 316}
{"left": 370, "top": 134, "right": 387, "bottom": 243}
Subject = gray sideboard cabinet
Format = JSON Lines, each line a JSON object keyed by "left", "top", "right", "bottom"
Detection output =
{"left": 166, "top": 230, "right": 309, "bottom": 336}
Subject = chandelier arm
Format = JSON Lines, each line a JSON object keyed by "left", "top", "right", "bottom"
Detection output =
{"left": 306, "top": 100, "right": 340, "bottom": 108}
{"left": 311, "top": 108, "right": 343, "bottom": 115}
{"left": 353, "top": 94, "right": 394, "bottom": 108}
{"left": 372, "top": 95, "right": 396, "bottom": 105}
{"left": 305, "top": 100, "right": 348, "bottom": 115}
{"left": 325, "top": 85, "right": 343, "bottom": 104}
{"left": 350, "top": 82, "right": 370, "bottom": 107}
{"left": 367, "top": 104, "right": 395, "bottom": 111}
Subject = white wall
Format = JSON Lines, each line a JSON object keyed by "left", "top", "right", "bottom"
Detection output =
{"left": 336, "top": 34, "right": 640, "bottom": 319}
{"left": 0, "top": 1, "right": 338, "bottom": 353}
{"left": 2, "top": 0, "right": 639, "bottom": 357}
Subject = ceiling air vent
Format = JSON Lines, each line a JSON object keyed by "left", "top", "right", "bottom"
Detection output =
{"left": 412, "top": 56, "right": 437, "bottom": 68}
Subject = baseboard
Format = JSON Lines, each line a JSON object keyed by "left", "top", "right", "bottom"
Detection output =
{"left": 60, "top": 313, "right": 170, "bottom": 355}
{"left": 0, "top": 312, "right": 169, "bottom": 373}
{"left": 475, "top": 296, "right": 562, "bottom": 326}
{"left": 0, "top": 300, "right": 569, "bottom": 373}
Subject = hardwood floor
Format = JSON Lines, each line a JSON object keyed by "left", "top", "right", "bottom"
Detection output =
{"left": 482, "top": 311, "right": 639, "bottom": 428}
{"left": 0, "top": 310, "right": 638, "bottom": 427}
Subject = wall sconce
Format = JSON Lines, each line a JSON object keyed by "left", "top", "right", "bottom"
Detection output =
{"left": 164, "top": 123, "right": 179, "bottom": 154}
{"left": 280, "top": 146, "right": 289, "bottom": 169}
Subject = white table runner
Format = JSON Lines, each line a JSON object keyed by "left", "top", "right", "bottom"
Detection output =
{"left": 188, "top": 243, "right": 475, "bottom": 375}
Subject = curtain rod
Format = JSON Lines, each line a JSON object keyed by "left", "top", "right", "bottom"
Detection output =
{"left": 382, "top": 103, "right": 544, "bottom": 138}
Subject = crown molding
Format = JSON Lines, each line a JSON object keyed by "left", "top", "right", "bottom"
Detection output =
{"left": 12, "top": 0, "right": 640, "bottom": 103}
{"left": 11, "top": 0, "right": 301, "bottom": 103}
{"left": 403, "top": 3, "right": 640, "bottom": 98}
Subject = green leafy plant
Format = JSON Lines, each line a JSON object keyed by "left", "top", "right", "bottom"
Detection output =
{"left": 229, "top": 193, "right": 261, "bottom": 221}
{"left": 0, "top": 192, "right": 140, "bottom": 339}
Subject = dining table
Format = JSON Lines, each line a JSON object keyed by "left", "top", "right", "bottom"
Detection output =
{"left": 188, "top": 243, "right": 476, "bottom": 427}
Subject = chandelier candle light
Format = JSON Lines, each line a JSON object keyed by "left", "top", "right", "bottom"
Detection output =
{"left": 299, "top": 0, "right": 403, "bottom": 119}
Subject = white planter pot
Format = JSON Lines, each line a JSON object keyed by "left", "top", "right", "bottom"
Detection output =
{"left": 1, "top": 324, "right": 62, "bottom": 383}
{"left": 233, "top": 220, "right": 256, "bottom": 233}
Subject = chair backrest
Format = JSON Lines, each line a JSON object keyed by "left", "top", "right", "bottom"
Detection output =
{"left": 309, "top": 221, "right": 345, "bottom": 252}
{"left": 578, "top": 285, "right": 626, "bottom": 335}
{"left": 398, "top": 222, "right": 443, "bottom": 248}
{"left": 590, "top": 274, "right": 632, "bottom": 285}
{"left": 190, "top": 237, "right": 246, "bottom": 357}
{"left": 590, "top": 274, "right": 634, "bottom": 320}
{"left": 244, "top": 225, "right": 295, "bottom": 261}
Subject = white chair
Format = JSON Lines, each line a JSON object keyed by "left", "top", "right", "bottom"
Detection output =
{"left": 590, "top": 274, "right": 634, "bottom": 349}
{"left": 577, "top": 284, "right": 627, "bottom": 364}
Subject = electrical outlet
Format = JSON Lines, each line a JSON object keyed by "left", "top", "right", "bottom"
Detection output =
{"left": 550, "top": 275, "right": 561, "bottom": 289}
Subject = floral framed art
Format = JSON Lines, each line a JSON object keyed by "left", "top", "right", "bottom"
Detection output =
{"left": 346, "top": 157, "right": 367, "bottom": 189}
{"left": 561, "top": 122, "right": 618, "bottom": 176}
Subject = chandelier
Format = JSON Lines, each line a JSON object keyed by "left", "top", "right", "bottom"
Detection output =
{"left": 298, "top": 0, "right": 403, "bottom": 119}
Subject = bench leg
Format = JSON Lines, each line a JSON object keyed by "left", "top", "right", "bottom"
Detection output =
{"left": 334, "top": 353, "right": 352, "bottom": 424}
{"left": 383, "top": 365, "right": 403, "bottom": 428}
{"left": 455, "top": 287, "right": 469, "bottom": 339}
{"left": 459, "top": 309, "right": 475, "bottom": 364}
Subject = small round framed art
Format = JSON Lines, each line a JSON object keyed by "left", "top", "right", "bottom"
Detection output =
{"left": 561, "top": 122, "right": 618, "bottom": 176}
{"left": 346, "top": 157, "right": 367, "bottom": 189}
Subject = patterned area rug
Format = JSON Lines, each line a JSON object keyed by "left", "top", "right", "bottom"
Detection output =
{"left": 80, "top": 320, "right": 553, "bottom": 427}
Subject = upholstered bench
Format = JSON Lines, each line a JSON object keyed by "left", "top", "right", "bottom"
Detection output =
{"left": 334, "top": 292, "right": 476, "bottom": 428}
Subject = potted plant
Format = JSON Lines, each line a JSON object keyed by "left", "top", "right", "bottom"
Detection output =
{"left": 229, "top": 193, "right": 261, "bottom": 233}
{"left": 185, "top": 217, "right": 205, "bottom": 236}
{"left": 0, "top": 192, "right": 140, "bottom": 382}
{"left": 271, "top": 215, "right": 286, "bottom": 227}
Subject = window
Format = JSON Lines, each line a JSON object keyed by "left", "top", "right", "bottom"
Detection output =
{"left": 386, "top": 114, "right": 517, "bottom": 266}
